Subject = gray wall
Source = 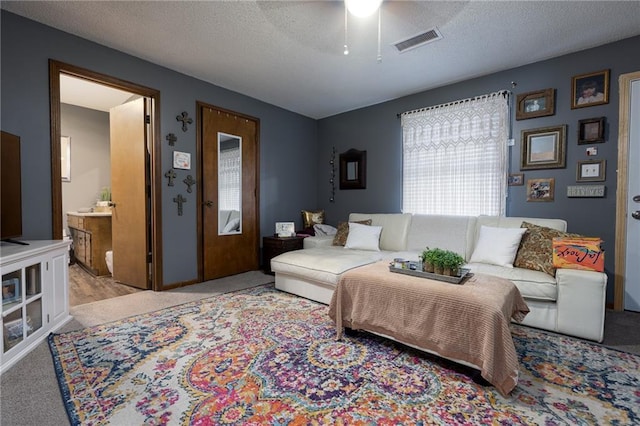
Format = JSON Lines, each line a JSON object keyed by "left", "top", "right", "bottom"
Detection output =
{"left": 2, "top": 9, "right": 637, "bottom": 300}
{"left": 1, "top": 11, "right": 318, "bottom": 286}
{"left": 317, "top": 35, "right": 640, "bottom": 302}
{"left": 60, "top": 104, "right": 111, "bottom": 233}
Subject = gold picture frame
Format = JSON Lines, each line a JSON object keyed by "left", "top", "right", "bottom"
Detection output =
{"left": 515, "top": 88, "right": 555, "bottom": 120}
{"left": 526, "top": 178, "right": 555, "bottom": 202}
{"left": 571, "top": 69, "right": 610, "bottom": 109}
{"left": 520, "top": 125, "right": 567, "bottom": 170}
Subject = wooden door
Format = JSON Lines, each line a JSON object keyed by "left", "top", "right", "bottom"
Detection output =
{"left": 110, "top": 98, "right": 150, "bottom": 289}
{"left": 201, "top": 105, "right": 259, "bottom": 280}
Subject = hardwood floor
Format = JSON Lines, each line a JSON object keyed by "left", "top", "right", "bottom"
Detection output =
{"left": 69, "top": 263, "right": 144, "bottom": 306}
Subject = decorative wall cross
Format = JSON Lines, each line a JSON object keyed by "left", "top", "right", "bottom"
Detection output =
{"left": 164, "top": 169, "right": 177, "bottom": 186}
{"left": 173, "top": 194, "right": 187, "bottom": 216}
{"left": 165, "top": 133, "right": 177, "bottom": 146}
{"left": 183, "top": 175, "right": 196, "bottom": 193}
{"left": 176, "top": 111, "right": 193, "bottom": 132}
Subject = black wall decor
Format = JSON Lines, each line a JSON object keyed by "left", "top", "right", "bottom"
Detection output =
{"left": 176, "top": 111, "right": 192, "bottom": 132}
{"left": 339, "top": 148, "right": 366, "bottom": 190}
{"left": 164, "top": 169, "right": 176, "bottom": 186}
{"left": 183, "top": 175, "right": 195, "bottom": 193}
{"left": 166, "top": 133, "right": 177, "bottom": 146}
{"left": 173, "top": 194, "right": 187, "bottom": 216}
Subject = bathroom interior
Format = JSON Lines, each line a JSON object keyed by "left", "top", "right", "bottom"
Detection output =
{"left": 61, "top": 74, "right": 144, "bottom": 305}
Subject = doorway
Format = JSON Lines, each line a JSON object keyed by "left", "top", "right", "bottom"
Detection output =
{"left": 49, "top": 60, "right": 162, "bottom": 294}
{"left": 614, "top": 70, "right": 640, "bottom": 312}
{"left": 197, "top": 102, "right": 260, "bottom": 280}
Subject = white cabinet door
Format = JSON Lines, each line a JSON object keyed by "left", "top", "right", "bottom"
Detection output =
{"left": 50, "top": 250, "right": 69, "bottom": 324}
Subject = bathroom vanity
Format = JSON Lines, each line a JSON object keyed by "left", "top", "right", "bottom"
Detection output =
{"left": 67, "top": 212, "right": 112, "bottom": 276}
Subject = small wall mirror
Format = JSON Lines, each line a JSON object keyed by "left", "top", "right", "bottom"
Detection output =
{"left": 339, "top": 148, "right": 366, "bottom": 189}
{"left": 218, "top": 132, "right": 242, "bottom": 235}
{"left": 61, "top": 135, "right": 71, "bottom": 182}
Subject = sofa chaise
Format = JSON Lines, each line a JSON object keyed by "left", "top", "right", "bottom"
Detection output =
{"left": 272, "top": 213, "right": 607, "bottom": 342}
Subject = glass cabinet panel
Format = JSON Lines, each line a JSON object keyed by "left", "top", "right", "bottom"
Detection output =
{"left": 2, "top": 260, "right": 43, "bottom": 353}
{"left": 26, "top": 298, "right": 42, "bottom": 337}
{"left": 25, "top": 263, "right": 41, "bottom": 297}
{"left": 3, "top": 309, "right": 24, "bottom": 353}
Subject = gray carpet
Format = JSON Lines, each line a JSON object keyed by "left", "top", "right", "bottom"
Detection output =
{"left": 1, "top": 271, "right": 639, "bottom": 426}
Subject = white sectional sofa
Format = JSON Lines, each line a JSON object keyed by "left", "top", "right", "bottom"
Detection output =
{"left": 272, "top": 213, "right": 607, "bottom": 342}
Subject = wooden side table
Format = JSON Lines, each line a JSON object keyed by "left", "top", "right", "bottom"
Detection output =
{"left": 262, "top": 236, "right": 305, "bottom": 274}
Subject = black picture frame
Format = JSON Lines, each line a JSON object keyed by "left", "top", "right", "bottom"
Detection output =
{"left": 339, "top": 148, "right": 366, "bottom": 190}
{"left": 578, "top": 117, "right": 605, "bottom": 144}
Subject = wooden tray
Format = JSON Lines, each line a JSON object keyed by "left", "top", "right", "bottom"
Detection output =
{"left": 389, "top": 266, "right": 471, "bottom": 285}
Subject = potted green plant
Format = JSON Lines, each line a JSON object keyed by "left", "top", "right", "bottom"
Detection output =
{"left": 440, "top": 250, "right": 465, "bottom": 276}
{"left": 421, "top": 247, "right": 445, "bottom": 274}
{"left": 96, "top": 187, "right": 112, "bottom": 212}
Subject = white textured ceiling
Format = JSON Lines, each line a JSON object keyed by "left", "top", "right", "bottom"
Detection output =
{"left": 3, "top": 1, "right": 640, "bottom": 119}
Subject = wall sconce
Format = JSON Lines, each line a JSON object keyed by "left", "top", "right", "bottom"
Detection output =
{"left": 329, "top": 146, "right": 336, "bottom": 202}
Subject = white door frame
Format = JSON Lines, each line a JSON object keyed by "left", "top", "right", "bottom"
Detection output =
{"left": 614, "top": 70, "right": 640, "bottom": 310}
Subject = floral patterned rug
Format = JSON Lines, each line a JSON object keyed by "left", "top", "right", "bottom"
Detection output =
{"left": 49, "top": 284, "right": 639, "bottom": 425}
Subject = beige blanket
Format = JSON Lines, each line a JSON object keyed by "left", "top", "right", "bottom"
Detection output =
{"left": 328, "top": 261, "right": 529, "bottom": 396}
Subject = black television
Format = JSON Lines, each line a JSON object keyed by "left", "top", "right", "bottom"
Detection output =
{"left": 1, "top": 131, "right": 23, "bottom": 242}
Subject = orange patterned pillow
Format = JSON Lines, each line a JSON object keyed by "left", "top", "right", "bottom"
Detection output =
{"left": 514, "top": 222, "right": 581, "bottom": 276}
{"left": 332, "top": 219, "right": 372, "bottom": 246}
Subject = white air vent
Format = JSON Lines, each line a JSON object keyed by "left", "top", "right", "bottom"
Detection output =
{"left": 393, "top": 27, "right": 442, "bottom": 53}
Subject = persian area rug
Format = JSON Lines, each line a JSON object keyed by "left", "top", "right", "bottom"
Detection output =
{"left": 49, "top": 284, "right": 640, "bottom": 425}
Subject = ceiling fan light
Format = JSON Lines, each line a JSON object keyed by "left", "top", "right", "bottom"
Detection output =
{"left": 346, "top": 0, "right": 382, "bottom": 17}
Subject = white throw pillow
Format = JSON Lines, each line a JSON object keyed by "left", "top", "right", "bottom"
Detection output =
{"left": 469, "top": 225, "right": 527, "bottom": 268}
{"left": 313, "top": 223, "right": 338, "bottom": 236}
{"left": 344, "top": 222, "right": 382, "bottom": 251}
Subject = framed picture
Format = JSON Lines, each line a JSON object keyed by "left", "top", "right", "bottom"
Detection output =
{"left": 275, "top": 222, "right": 295, "bottom": 238}
{"left": 508, "top": 173, "right": 524, "bottom": 186}
{"left": 520, "top": 125, "right": 567, "bottom": 170}
{"left": 571, "top": 69, "right": 610, "bottom": 109}
{"left": 576, "top": 159, "right": 606, "bottom": 182}
{"left": 173, "top": 151, "right": 191, "bottom": 170}
{"left": 515, "top": 88, "right": 555, "bottom": 120}
{"left": 61, "top": 136, "right": 71, "bottom": 182}
{"left": 578, "top": 117, "right": 605, "bottom": 144}
{"left": 526, "top": 178, "right": 555, "bottom": 202}
{"left": 2, "top": 278, "right": 20, "bottom": 305}
{"left": 339, "top": 148, "right": 366, "bottom": 190}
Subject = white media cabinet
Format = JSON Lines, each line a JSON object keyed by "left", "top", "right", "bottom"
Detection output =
{"left": 1, "top": 240, "right": 71, "bottom": 373}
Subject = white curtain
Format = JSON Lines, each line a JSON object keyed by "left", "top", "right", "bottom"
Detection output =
{"left": 218, "top": 148, "right": 240, "bottom": 211}
{"left": 401, "top": 92, "right": 509, "bottom": 216}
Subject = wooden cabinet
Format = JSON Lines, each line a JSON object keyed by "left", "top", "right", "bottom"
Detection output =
{"left": 67, "top": 213, "right": 112, "bottom": 276}
{"left": 1, "top": 240, "right": 71, "bottom": 374}
{"left": 262, "top": 236, "right": 305, "bottom": 274}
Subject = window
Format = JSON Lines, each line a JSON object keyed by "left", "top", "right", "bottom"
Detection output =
{"left": 401, "top": 92, "right": 509, "bottom": 216}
